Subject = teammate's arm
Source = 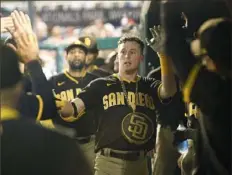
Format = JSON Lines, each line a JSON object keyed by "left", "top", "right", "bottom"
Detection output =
{"left": 26, "top": 60, "right": 58, "bottom": 119}
{"left": 59, "top": 79, "right": 102, "bottom": 122}
{"left": 6, "top": 10, "right": 58, "bottom": 120}
{"left": 146, "top": 26, "right": 177, "bottom": 100}
{"left": 58, "top": 98, "right": 86, "bottom": 122}
{"left": 157, "top": 53, "right": 177, "bottom": 99}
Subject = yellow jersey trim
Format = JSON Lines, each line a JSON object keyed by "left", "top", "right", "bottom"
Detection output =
{"left": 157, "top": 53, "right": 170, "bottom": 76}
{"left": 39, "top": 119, "right": 55, "bottom": 129}
{"left": 112, "top": 73, "right": 141, "bottom": 83}
{"left": 183, "top": 63, "right": 202, "bottom": 103}
{"left": 35, "top": 95, "right": 44, "bottom": 121}
{"left": 1, "top": 107, "right": 19, "bottom": 121}
{"left": 86, "top": 65, "right": 98, "bottom": 73}
{"left": 64, "top": 69, "right": 86, "bottom": 84}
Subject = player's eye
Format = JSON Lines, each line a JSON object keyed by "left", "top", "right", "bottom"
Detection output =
{"left": 130, "top": 51, "right": 136, "bottom": 55}
{"left": 121, "top": 50, "right": 126, "bottom": 54}
{"left": 70, "top": 50, "right": 76, "bottom": 54}
{"left": 78, "top": 50, "right": 84, "bottom": 54}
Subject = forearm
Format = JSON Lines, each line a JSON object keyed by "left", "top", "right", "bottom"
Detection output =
{"left": 26, "top": 60, "right": 46, "bottom": 92}
{"left": 158, "top": 53, "right": 177, "bottom": 99}
{"left": 59, "top": 98, "right": 86, "bottom": 122}
{"left": 26, "top": 60, "right": 58, "bottom": 119}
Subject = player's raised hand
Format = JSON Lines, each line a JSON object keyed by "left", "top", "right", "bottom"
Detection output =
{"left": 145, "top": 25, "right": 165, "bottom": 53}
{"left": 6, "top": 10, "right": 39, "bottom": 63}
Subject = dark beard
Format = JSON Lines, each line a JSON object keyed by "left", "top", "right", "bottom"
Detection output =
{"left": 69, "top": 61, "right": 85, "bottom": 71}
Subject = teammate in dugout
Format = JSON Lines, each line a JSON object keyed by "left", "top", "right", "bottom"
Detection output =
{"left": 79, "top": 36, "right": 100, "bottom": 73}
{"left": 79, "top": 35, "right": 112, "bottom": 77}
{"left": 59, "top": 34, "right": 177, "bottom": 175}
{"left": 0, "top": 40, "right": 92, "bottom": 175}
{"left": 4, "top": 10, "right": 57, "bottom": 122}
{"left": 49, "top": 39, "right": 104, "bottom": 170}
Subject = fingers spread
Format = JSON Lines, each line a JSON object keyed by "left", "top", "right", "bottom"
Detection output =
{"left": 19, "top": 11, "right": 28, "bottom": 24}
{"left": 145, "top": 38, "right": 151, "bottom": 46}
{"left": 150, "top": 28, "right": 157, "bottom": 38}
{"left": 11, "top": 11, "right": 21, "bottom": 30}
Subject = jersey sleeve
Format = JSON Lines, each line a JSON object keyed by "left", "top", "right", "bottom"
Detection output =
{"left": 77, "top": 78, "right": 103, "bottom": 110}
{"left": 18, "top": 93, "right": 45, "bottom": 121}
{"left": 185, "top": 67, "right": 230, "bottom": 120}
{"left": 149, "top": 79, "right": 172, "bottom": 106}
{"left": 26, "top": 60, "right": 58, "bottom": 119}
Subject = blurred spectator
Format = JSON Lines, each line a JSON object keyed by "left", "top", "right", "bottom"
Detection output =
{"left": 81, "top": 19, "right": 110, "bottom": 38}
{"left": 34, "top": 14, "right": 48, "bottom": 42}
{"left": 104, "top": 23, "right": 116, "bottom": 37}
{"left": 43, "top": 26, "right": 63, "bottom": 45}
{"left": 63, "top": 26, "right": 77, "bottom": 44}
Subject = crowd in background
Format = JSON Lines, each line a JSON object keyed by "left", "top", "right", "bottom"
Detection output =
{"left": 1, "top": 1, "right": 141, "bottom": 79}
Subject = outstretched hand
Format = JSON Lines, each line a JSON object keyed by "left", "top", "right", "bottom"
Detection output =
{"left": 145, "top": 25, "right": 166, "bottom": 53}
{"left": 6, "top": 10, "right": 39, "bottom": 63}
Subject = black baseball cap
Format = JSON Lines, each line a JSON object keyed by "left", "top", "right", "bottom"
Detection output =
{"left": 79, "top": 36, "right": 98, "bottom": 53}
{"left": 66, "top": 39, "right": 88, "bottom": 54}
{"left": 0, "top": 40, "right": 22, "bottom": 89}
{"left": 198, "top": 18, "right": 231, "bottom": 71}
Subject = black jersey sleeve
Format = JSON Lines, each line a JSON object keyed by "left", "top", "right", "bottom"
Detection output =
{"left": 149, "top": 78, "right": 173, "bottom": 105}
{"left": 26, "top": 60, "right": 58, "bottom": 119}
{"left": 77, "top": 78, "right": 104, "bottom": 110}
{"left": 18, "top": 93, "right": 44, "bottom": 120}
{"left": 187, "top": 68, "right": 230, "bottom": 121}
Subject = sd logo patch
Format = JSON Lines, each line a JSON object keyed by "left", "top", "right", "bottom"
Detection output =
{"left": 121, "top": 112, "right": 154, "bottom": 145}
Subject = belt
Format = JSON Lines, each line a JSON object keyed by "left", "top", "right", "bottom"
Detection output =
{"left": 99, "top": 148, "right": 147, "bottom": 161}
{"left": 75, "top": 135, "right": 95, "bottom": 144}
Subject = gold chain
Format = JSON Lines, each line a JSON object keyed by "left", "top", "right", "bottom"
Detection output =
{"left": 119, "top": 76, "right": 138, "bottom": 112}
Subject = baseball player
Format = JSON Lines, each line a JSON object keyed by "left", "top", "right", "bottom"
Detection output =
{"left": 79, "top": 36, "right": 101, "bottom": 73}
{"left": 49, "top": 39, "right": 104, "bottom": 170}
{"left": 59, "top": 34, "right": 177, "bottom": 175}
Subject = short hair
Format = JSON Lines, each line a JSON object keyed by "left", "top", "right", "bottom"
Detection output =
{"left": 118, "top": 34, "right": 144, "bottom": 54}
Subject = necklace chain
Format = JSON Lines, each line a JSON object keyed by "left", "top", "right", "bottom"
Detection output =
{"left": 119, "top": 75, "right": 138, "bottom": 112}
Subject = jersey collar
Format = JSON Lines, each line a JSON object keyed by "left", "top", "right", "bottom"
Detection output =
{"left": 112, "top": 73, "right": 141, "bottom": 83}
{"left": 64, "top": 69, "right": 87, "bottom": 84}
{"left": 86, "top": 65, "right": 98, "bottom": 73}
